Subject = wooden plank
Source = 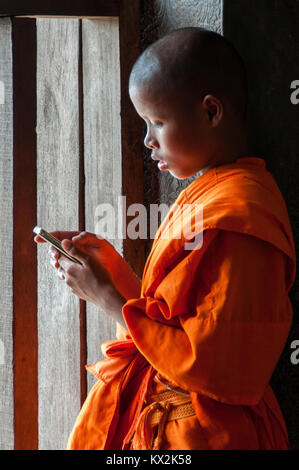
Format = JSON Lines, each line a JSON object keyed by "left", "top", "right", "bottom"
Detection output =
{"left": 12, "top": 18, "right": 38, "bottom": 450}
{"left": 36, "top": 18, "right": 81, "bottom": 449}
{"left": 119, "top": 0, "right": 144, "bottom": 279}
{"left": 78, "top": 20, "right": 87, "bottom": 406}
{"left": 0, "top": 17, "right": 14, "bottom": 451}
{"left": 16, "top": 16, "right": 117, "bottom": 20}
{"left": 0, "top": 0, "right": 120, "bottom": 17}
{"left": 82, "top": 18, "right": 123, "bottom": 390}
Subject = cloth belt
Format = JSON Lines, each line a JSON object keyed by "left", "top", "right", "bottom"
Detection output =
{"left": 130, "top": 387, "right": 196, "bottom": 450}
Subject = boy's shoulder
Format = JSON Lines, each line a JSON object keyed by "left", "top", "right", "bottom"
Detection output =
{"left": 183, "top": 157, "right": 286, "bottom": 219}
{"left": 178, "top": 157, "right": 295, "bottom": 263}
{"left": 185, "top": 157, "right": 280, "bottom": 205}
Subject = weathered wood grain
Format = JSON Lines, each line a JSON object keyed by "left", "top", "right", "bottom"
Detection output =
{"left": 119, "top": 0, "right": 144, "bottom": 279}
{"left": 12, "top": 17, "right": 38, "bottom": 450}
{"left": 0, "top": 17, "right": 13, "bottom": 451}
{"left": 82, "top": 18, "right": 123, "bottom": 390}
{"left": 36, "top": 18, "right": 81, "bottom": 449}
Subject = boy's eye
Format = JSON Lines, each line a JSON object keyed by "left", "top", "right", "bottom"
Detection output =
{"left": 152, "top": 122, "right": 163, "bottom": 128}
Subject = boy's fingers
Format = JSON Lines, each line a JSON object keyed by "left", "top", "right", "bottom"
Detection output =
{"left": 72, "top": 231, "right": 94, "bottom": 243}
{"left": 57, "top": 267, "right": 65, "bottom": 280}
{"left": 71, "top": 231, "right": 108, "bottom": 248}
{"left": 50, "top": 258, "right": 60, "bottom": 269}
{"left": 34, "top": 230, "right": 106, "bottom": 247}
{"left": 34, "top": 235, "right": 45, "bottom": 243}
{"left": 48, "top": 245, "right": 60, "bottom": 259}
{"left": 61, "top": 239, "right": 87, "bottom": 265}
{"left": 48, "top": 231, "right": 80, "bottom": 241}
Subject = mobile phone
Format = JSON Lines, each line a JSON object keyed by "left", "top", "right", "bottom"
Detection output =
{"left": 33, "top": 226, "right": 83, "bottom": 265}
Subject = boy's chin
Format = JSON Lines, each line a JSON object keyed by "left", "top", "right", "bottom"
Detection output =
{"left": 171, "top": 169, "right": 202, "bottom": 180}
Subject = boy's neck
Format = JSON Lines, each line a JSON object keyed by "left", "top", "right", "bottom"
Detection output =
{"left": 204, "top": 128, "right": 249, "bottom": 174}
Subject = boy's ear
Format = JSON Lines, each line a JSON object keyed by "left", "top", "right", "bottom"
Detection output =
{"left": 202, "top": 94, "right": 223, "bottom": 127}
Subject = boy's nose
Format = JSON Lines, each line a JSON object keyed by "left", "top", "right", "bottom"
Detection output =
{"left": 144, "top": 132, "right": 159, "bottom": 149}
{"left": 144, "top": 124, "right": 159, "bottom": 149}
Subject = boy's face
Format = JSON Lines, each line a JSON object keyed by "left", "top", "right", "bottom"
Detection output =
{"left": 129, "top": 82, "right": 215, "bottom": 179}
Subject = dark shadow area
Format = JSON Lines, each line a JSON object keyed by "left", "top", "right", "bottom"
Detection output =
{"left": 223, "top": 0, "right": 299, "bottom": 449}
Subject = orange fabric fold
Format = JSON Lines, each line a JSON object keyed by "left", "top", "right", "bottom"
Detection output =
{"left": 67, "top": 331, "right": 155, "bottom": 450}
{"left": 67, "top": 157, "right": 296, "bottom": 450}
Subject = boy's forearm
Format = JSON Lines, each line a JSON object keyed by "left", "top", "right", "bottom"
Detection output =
{"left": 112, "top": 259, "right": 142, "bottom": 300}
{"left": 99, "top": 285, "right": 128, "bottom": 330}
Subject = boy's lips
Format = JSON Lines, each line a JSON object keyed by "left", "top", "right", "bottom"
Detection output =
{"left": 151, "top": 152, "right": 168, "bottom": 170}
{"left": 151, "top": 152, "right": 166, "bottom": 163}
{"left": 151, "top": 153, "right": 168, "bottom": 171}
{"left": 157, "top": 160, "right": 168, "bottom": 171}
{"left": 151, "top": 152, "right": 160, "bottom": 161}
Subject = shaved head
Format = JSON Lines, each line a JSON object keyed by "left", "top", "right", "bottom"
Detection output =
{"left": 129, "top": 27, "right": 248, "bottom": 119}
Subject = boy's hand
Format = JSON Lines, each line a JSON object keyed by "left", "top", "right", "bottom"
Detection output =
{"left": 35, "top": 231, "right": 132, "bottom": 327}
{"left": 57, "top": 238, "right": 118, "bottom": 309}
{"left": 34, "top": 231, "right": 141, "bottom": 302}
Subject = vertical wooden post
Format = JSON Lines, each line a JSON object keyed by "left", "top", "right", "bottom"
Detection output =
{"left": 119, "top": 0, "right": 144, "bottom": 279}
{"left": 78, "top": 19, "right": 87, "bottom": 406}
{"left": 12, "top": 17, "right": 38, "bottom": 450}
{"left": 36, "top": 18, "right": 81, "bottom": 450}
{"left": 0, "top": 17, "right": 14, "bottom": 450}
{"left": 82, "top": 17, "right": 123, "bottom": 385}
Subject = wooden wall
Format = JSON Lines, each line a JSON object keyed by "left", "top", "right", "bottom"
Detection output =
{"left": 0, "top": 5, "right": 142, "bottom": 449}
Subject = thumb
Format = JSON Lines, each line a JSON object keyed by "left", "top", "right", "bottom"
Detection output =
{"left": 61, "top": 239, "right": 87, "bottom": 265}
{"left": 71, "top": 231, "right": 108, "bottom": 249}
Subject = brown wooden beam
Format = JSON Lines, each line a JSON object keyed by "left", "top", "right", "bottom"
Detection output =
{"left": 12, "top": 18, "right": 38, "bottom": 450}
{"left": 0, "top": 0, "right": 120, "bottom": 17}
{"left": 119, "top": 0, "right": 145, "bottom": 279}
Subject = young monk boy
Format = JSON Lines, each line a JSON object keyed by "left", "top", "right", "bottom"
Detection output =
{"left": 35, "top": 27, "right": 296, "bottom": 450}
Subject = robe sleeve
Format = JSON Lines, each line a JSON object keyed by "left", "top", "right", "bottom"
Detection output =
{"left": 122, "top": 229, "right": 292, "bottom": 405}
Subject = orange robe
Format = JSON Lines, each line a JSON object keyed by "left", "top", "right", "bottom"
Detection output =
{"left": 67, "top": 157, "right": 296, "bottom": 450}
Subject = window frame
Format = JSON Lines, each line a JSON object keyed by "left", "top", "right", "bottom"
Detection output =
{"left": 0, "top": 0, "right": 121, "bottom": 18}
